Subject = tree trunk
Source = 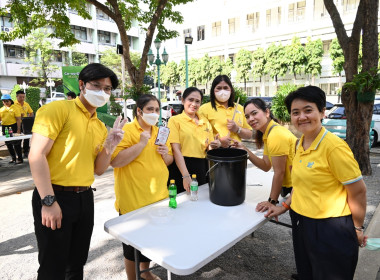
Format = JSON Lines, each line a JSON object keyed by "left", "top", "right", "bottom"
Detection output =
{"left": 324, "top": 0, "right": 378, "bottom": 175}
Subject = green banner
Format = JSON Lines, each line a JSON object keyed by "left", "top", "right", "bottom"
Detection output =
{"left": 62, "top": 66, "right": 84, "bottom": 94}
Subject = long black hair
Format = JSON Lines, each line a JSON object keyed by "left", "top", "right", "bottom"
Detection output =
{"left": 179, "top": 87, "right": 203, "bottom": 113}
{"left": 244, "top": 98, "right": 278, "bottom": 149}
{"left": 210, "top": 75, "right": 235, "bottom": 110}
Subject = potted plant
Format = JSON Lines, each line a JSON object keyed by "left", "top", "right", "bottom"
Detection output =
{"left": 343, "top": 67, "right": 380, "bottom": 103}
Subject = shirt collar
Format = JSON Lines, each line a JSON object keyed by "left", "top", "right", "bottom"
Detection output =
{"left": 298, "top": 127, "right": 327, "bottom": 154}
{"left": 263, "top": 119, "right": 277, "bottom": 140}
{"left": 74, "top": 97, "right": 96, "bottom": 119}
{"left": 180, "top": 111, "right": 205, "bottom": 125}
{"left": 132, "top": 117, "right": 158, "bottom": 134}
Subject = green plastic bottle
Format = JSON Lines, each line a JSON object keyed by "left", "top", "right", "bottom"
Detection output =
{"left": 168, "top": 179, "right": 177, "bottom": 209}
{"left": 5, "top": 127, "right": 9, "bottom": 138}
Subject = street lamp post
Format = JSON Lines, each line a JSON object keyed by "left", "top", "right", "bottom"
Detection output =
{"left": 184, "top": 36, "right": 193, "bottom": 88}
{"left": 46, "top": 78, "right": 55, "bottom": 98}
{"left": 20, "top": 81, "right": 29, "bottom": 94}
{"left": 147, "top": 37, "right": 169, "bottom": 127}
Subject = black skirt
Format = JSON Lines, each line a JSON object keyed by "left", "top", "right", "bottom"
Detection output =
{"left": 168, "top": 157, "right": 208, "bottom": 194}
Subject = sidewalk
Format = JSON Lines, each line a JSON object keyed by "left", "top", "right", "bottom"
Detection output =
{"left": 0, "top": 146, "right": 380, "bottom": 279}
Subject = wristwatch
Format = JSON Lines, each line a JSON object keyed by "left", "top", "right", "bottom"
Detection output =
{"left": 41, "top": 195, "right": 56, "bottom": 206}
{"left": 268, "top": 197, "right": 279, "bottom": 205}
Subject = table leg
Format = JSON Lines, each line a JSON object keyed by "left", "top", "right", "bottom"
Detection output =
{"left": 167, "top": 270, "right": 172, "bottom": 280}
{"left": 134, "top": 248, "right": 142, "bottom": 280}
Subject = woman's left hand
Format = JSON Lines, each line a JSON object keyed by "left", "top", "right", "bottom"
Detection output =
{"left": 227, "top": 119, "right": 238, "bottom": 133}
{"left": 157, "top": 144, "right": 168, "bottom": 156}
{"left": 356, "top": 230, "right": 368, "bottom": 248}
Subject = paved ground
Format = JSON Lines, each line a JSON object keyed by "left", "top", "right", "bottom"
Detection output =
{"left": 0, "top": 141, "right": 379, "bottom": 280}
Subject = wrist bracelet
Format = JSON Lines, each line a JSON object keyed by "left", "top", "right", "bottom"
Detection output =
{"left": 354, "top": 225, "right": 365, "bottom": 232}
{"left": 182, "top": 174, "right": 190, "bottom": 179}
{"left": 268, "top": 197, "right": 279, "bottom": 205}
{"left": 236, "top": 126, "right": 242, "bottom": 134}
{"left": 282, "top": 202, "right": 291, "bottom": 210}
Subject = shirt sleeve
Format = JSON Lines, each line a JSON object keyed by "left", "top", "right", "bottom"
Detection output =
{"left": 32, "top": 102, "right": 67, "bottom": 140}
{"left": 266, "top": 128, "right": 291, "bottom": 157}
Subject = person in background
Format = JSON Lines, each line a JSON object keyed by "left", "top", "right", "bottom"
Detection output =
{"left": 111, "top": 94, "right": 173, "bottom": 280}
{"left": 232, "top": 98, "right": 297, "bottom": 211}
{"left": 14, "top": 90, "right": 34, "bottom": 158}
{"left": 266, "top": 86, "right": 367, "bottom": 280}
{"left": 29, "top": 63, "right": 126, "bottom": 280}
{"left": 67, "top": 91, "right": 77, "bottom": 100}
{"left": 39, "top": 98, "right": 47, "bottom": 107}
{"left": 168, "top": 87, "right": 218, "bottom": 193}
{"left": 199, "top": 75, "right": 252, "bottom": 147}
{"left": 0, "top": 94, "right": 23, "bottom": 164}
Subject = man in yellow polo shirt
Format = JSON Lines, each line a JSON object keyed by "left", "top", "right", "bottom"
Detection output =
{"left": 29, "top": 63, "right": 127, "bottom": 280}
{"left": 14, "top": 90, "right": 34, "bottom": 157}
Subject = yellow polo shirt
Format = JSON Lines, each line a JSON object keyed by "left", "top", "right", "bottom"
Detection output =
{"left": 112, "top": 118, "right": 171, "bottom": 214}
{"left": 0, "top": 105, "right": 21, "bottom": 125}
{"left": 32, "top": 98, "right": 107, "bottom": 186}
{"left": 198, "top": 101, "right": 251, "bottom": 141}
{"left": 263, "top": 120, "right": 297, "bottom": 188}
{"left": 14, "top": 100, "right": 33, "bottom": 117}
{"left": 291, "top": 127, "right": 362, "bottom": 219}
{"left": 168, "top": 112, "right": 214, "bottom": 158}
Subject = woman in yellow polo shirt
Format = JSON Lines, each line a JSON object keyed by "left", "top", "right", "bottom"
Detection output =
{"left": 232, "top": 98, "right": 297, "bottom": 211}
{"left": 168, "top": 87, "right": 217, "bottom": 193}
{"left": 0, "top": 94, "right": 23, "bottom": 164}
{"left": 199, "top": 75, "right": 252, "bottom": 147}
{"left": 111, "top": 94, "right": 173, "bottom": 280}
{"left": 266, "top": 86, "right": 367, "bottom": 279}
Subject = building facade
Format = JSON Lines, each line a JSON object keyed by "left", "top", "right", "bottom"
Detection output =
{"left": 0, "top": 1, "right": 144, "bottom": 93}
{"left": 164, "top": 0, "right": 378, "bottom": 99}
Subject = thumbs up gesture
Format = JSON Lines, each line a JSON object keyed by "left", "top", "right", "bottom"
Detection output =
{"left": 209, "top": 134, "right": 222, "bottom": 149}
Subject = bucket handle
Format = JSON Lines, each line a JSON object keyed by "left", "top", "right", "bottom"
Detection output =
{"left": 206, "top": 162, "right": 219, "bottom": 176}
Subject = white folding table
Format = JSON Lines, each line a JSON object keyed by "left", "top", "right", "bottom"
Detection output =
{"left": 104, "top": 168, "right": 274, "bottom": 279}
{"left": 0, "top": 134, "right": 32, "bottom": 142}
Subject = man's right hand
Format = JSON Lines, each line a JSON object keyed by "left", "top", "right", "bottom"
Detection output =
{"left": 41, "top": 202, "right": 62, "bottom": 230}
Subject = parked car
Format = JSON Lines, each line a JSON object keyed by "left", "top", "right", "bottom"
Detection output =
{"left": 247, "top": 96, "right": 273, "bottom": 107}
{"left": 44, "top": 92, "right": 66, "bottom": 104}
{"left": 325, "top": 101, "right": 380, "bottom": 146}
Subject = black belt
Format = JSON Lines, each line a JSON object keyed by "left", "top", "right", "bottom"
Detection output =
{"left": 52, "top": 184, "right": 91, "bottom": 193}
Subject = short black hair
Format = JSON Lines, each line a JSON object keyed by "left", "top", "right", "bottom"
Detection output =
{"left": 16, "top": 90, "right": 25, "bottom": 95}
{"left": 78, "top": 63, "right": 119, "bottom": 89}
{"left": 67, "top": 91, "right": 77, "bottom": 99}
{"left": 284, "top": 86, "right": 326, "bottom": 113}
{"left": 210, "top": 75, "right": 235, "bottom": 110}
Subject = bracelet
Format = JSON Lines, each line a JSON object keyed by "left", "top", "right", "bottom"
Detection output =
{"left": 182, "top": 174, "right": 190, "bottom": 179}
{"left": 282, "top": 202, "right": 291, "bottom": 211}
{"left": 236, "top": 126, "right": 242, "bottom": 134}
{"left": 354, "top": 225, "right": 365, "bottom": 232}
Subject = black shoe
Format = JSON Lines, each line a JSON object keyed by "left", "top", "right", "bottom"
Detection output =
{"left": 291, "top": 273, "right": 299, "bottom": 280}
{"left": 9, "top": 159, "right": 16, "bottom": 164}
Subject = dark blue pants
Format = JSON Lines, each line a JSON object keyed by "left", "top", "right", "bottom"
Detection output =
{"left": 290, "top": 210, "right": 358, "bottom": 280}
{"left": 32, "top": 187, "right": 94, "bottom": 280}
{"left": 2, "top": 123, "right": 22, "bottom": 161}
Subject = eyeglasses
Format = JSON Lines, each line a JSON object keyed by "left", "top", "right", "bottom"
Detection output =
{"left": 87, "top": 82, "right": 113, "bottom": 94}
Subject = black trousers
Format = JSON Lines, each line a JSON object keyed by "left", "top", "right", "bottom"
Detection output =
{"left": 2, "top": 123, "right": 22, "bottom": 161}
{"left": 290, "top": 210, "right": 358, "bottom": 280}
{"left": 168, "top": 157, "right": 208, "bottom": 194}
{"left": 32, "top": 187, "right": 94, "bottom": 280}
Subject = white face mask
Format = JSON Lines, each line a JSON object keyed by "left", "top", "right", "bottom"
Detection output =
{"left": 83, "top": 88, "right": 110, "bottom": 108}
{"left": 141, "top": 112, "right": 159, "bottom": 126}
{"left": 215, "top": 90, "right": 231, "bottom": 103}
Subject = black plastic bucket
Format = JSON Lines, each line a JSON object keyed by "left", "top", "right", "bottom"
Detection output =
{"left": 206, "top": 148, "right": 248, "bottom": 206}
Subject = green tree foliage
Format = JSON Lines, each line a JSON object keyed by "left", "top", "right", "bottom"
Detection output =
{"left": 209, "top": 56, "right": 224, "bottom": 79}
{"left": 285, "top": 37, "right": 307, "bottom": 81}
{"left": 188, "top": 58, "right": 200, "bottom": 87}
{"left": 221, "top": 58, "right": 234, "bottom": 77}
{"left": 304, "top": 37, "right": 323, "bottom": 84}
{"left": 198, "top": 54, "right": 213, "bottom": 89}
{"left": 0, "top": 0, "right": 194, "bottom": 94}
{"left": 233, "top": 86, "right": 247, "bottom": 106}
{"left": 329, "top": 38, "right": 345, "bottom": 76}
{"left": 109, "top": 93, "right": 122, "bottom": 116}
{"left": 25, "top": 87, "right": 41, "bottom": 112}
{"left": 264, "top": 43, "right": 287, "bottom": 86}
{"left": 23, "top": 28, "right": 60, "bottom": 84}
{"left": 271, "top": 83, "right": 299, "bottom": 124}
{"left": 71, "top": 52, "right": 88, "bottom": 66}
{"left": 235, "top": 49, "right": 253, "bottom": 91}
{"left": 251, "top": 47, "right": 266, "bottom": 82}
{"left": 160, "top": 61, "right": 179, "bottom": 91}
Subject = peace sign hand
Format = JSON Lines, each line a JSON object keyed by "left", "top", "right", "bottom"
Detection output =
{"left": 103, "top": 116, "right": 128, "bottom": 154}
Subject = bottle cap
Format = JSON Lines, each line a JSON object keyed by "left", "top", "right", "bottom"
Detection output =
{"left": 170, "top": 179, "right": 175, "bottom": 183}
{"left": 192, "top": 174, "right": 196, "bottom": 178}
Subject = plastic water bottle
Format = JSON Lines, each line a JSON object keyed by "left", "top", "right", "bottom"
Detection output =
{"left": 168, "top": 179, "right": 177, "bottom": 209}
{"left": 190, "top": 174, "right": 198, "bottom": 201}
{"left": 5, "top": 127, "right": 9, "bottom": 138}
{"left": 8, "top": 127, "right": 13, "bottom": 137}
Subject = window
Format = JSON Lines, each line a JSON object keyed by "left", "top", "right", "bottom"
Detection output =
{"left": 96, "top": 8, "right": 111, "bottom": 20}
{"left": 277, "top": 7, "right": 282, "bottom": 25}
{"left": 288, "top": 4, "right": 295, "bottom": 23}
{"left": 247, "top": 12, "right": 260, "bottom": 32}
{"left": 183, "top": 28, "right": 192, "bottom": 38}
{"left": 344, "top": 0, "right": 358, "bottom": 11}
{"left": 212, "top": 21, "right": 221, "bottom": 37}
{"left": 289, "top": 2, "right": 306, "bottom": 22}
{"left": 197, "top": 25, "right": 205, "bottom": 41}
{"left": 71, "top": 25, "right": 87, "bottom": 41}
{"left": 98, "top": 30, "right": 111, "bottom": 44}
{"left": 322, "top": 40, "right": 331, "bottom": 56}
{"left": 229, "top": 53, "right": 235, "bottom": 64}
{"left": 228, "top": 18, "right": 235, "bottom": 34}
{"left": 330, "top": 83, "right": 339, "bottom": 95}
{"left": 373, "top": 104, "right": 380, "bottom": 115}
{"left": 5, "top": 45, "right": 25, "bottom": 58}
{"left": 1, "top": 15, "right": 13, "bottom": 31}
{"left": 53, "top": 51, "right": 63, "bottom": 62}
{"left": 266, "top": 9, "right": 271, "bottom": 27}
{"left": 297, "top": 1, "right": 306, "bottom": 21}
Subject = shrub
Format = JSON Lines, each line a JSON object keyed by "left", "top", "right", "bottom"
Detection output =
{"left": 26, "top": 87, "right": 41, "bottom": 113}
{"left": 271, "top": 83, "right": 299, "bottom": 124}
